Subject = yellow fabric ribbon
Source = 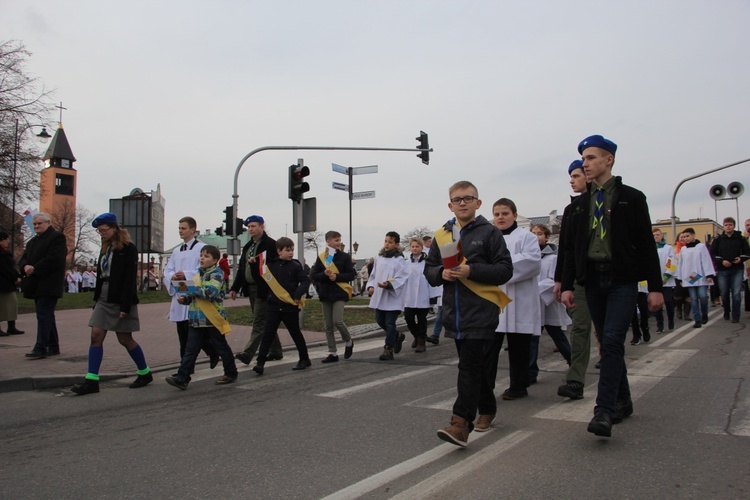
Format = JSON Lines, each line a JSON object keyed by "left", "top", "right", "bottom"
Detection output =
{"left": 191, "top": 275, "right": 232, "bottom": 335}
{"left": 319, "top": 251, "right": 353, "bottom": 299}
{"left": 433, "top": 227, "right": 512, "bottom": 312}
{"left": 263, "top": 265, "right": 306, "bottom": 310}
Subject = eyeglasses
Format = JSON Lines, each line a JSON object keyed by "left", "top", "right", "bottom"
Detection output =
{"left": 450, "top": 196, "right": 477, "bottom": 205}
{"left": 96, "top": 227, "right": 113, "bottom": 234}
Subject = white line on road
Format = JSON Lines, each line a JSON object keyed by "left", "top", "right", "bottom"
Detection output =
{"left": 390, "top": 430, "right": 534, "bottom": 500}
{"left": 670, "top": 314, "right": 722, "bottom": 347}
{"left": 316, "top": 365, "right": 446, "bottom": 398}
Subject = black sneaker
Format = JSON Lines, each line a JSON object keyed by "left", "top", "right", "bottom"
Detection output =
{"left": 129, "top": 372, "right": 153, "bottom": 389}
{"left": 394, "top": 333, "right": 406, "bottom": 354}
{"left": 612, "top": 400, "right": 634, "bottom": 424}
{"left": 656, "top": 328, "right": 664, "bottom": 334}
{"left": 630, "top": 338, "right": 641, "bottom": 346}
{"left": 702, "top": 316, "right": 708, "bottom": 325}
{"left": 235, "top": 352, "right": 252, "bottom": 365}
{"left": 321, "top": 354, "right": 339, "bottom": 363}
{"left": 292, "top": 359, "right": 311, "bottom": 371}
{"left": 724, "top": 312, "right": 730, "bottom": 320}
{"left": 25, "top": 350, "right": 47, "bottom": 359}
{"left": 425, "top": 336, "right": 439, "bottom": 345}
{"left": 557, "top": 380, "right": 584, "bottom": 399}
{"left": 693, "top": 321, "right": 702, "bottom": 328}
{"left": 587, "top": 411, "right": 612, "bottom": 437}
{"left": 643, "top": 330, "right": 651, "bottom": 343}
{"left": 71, "top": 380, "right": 100, "bottom": 395}
{"left": 668, "top": 321, "right": 674, "bottom": 330}
{"left": 344, "top": 341, "right": 354, "bottom": 359}
{"left": 165, "top": 376, "right": 188, "bottom": 390}
{"left": 379, "top": 347, "right": 394, "bottom": 361}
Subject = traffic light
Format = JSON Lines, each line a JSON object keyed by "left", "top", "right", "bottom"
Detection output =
{"left": 215, "top": 227, "right": 224, "bottom": 237}
{"left": 416, "top": 131, "right": 430, "bottom": 165}
{"left": 288, "top": 164, "right": 310, "bottom": 202}
{"left": 223, "top": 206, "right": 235, "bottom": 236}
{"left": 234, "top": 218, "right": 246, "bottom": 236}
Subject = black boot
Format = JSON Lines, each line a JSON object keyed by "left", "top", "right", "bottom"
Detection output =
{"left": 292, "top": 358, "right": 312, "bottom": 371}
{"left": 252, "top": 361, "right": 265, "bottom": 375}
{"left": 7, "top": 321, "right": 24, "bottom": 335}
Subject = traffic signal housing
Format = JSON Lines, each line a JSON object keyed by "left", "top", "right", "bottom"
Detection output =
{"left": 223, "top": 206, "right": 235, "bottom": 236}
{"left": 215, "top": 226, "right": 224, "bottom": 237}
{"left": 234, "top": 218, "right": 246, "bottom": 236}
{"left": 416, "top": 131, "right": 429, "bottom": 165}
{"left": 288, "top": 164, "right": 310, "bottom": 202}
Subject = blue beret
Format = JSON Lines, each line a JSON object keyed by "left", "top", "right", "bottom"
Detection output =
{"left": 578, "top": 135, "right": 617, "bottom": 156}
{"left": 92, "top": 212, "right": 118, "bottom": 228}
{"left": 244, "top": 215, "right": 264, "bottom": 225}
{"left": 568, "top": 159, "right": 584, "bottom": 174}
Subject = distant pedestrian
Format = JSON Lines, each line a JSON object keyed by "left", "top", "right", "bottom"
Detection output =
{"left": 710, "top": 217, "right": 750, "bottom": 323}
{"left": 218, "top": 253, "right": 230, "bottom": 291}
{"left": 252, "top": 237, "right": 311, "bottom": 374}
{"left": 424, "top": 181, "right": 513, "bottom": 446}
{"left": 676, "top": 228, "right": 715, "bottom": 328}
{"left": 403, "top": 237, "right": 432, "bottom": 353}
{"left": 71, "top": 213, "right": 152, "bottom": 395}
{"left": 311, "top": 230, "right": 355, "bottom": 363}
{"left": 0, "top": 231, "right": 24, "bottom": 337}
{"left": 629, "top": 282, "right": 650, "bottom": 345}
{"left": 81, "top": 265, "right": 97, "bottom": 292}
{"left": 18, "top": 212, "right": 66, "bottom": 359}
{"left": 366, "top": 231, "right": 408, "bottom": 361}
{"left": 653, "top": 228, "right": 676, "bottom": 333}
{"left": 166, "top": 245, "right": 238, "bottom": 390}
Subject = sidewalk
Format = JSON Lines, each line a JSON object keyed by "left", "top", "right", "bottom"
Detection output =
{"left": 0, "top": 300, "right": 401, "bottom": 393}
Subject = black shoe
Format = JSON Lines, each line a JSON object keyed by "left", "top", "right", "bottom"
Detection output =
{"left": 630, "top": 338, "right": 641, "bottom": 346}
{"left": 411, "top": 338, "right": 418, "bottom": 349}
{"left": 693, "top": 321, "right": 702, "bottom": 328}
{"left": 25, "top": 350, "right": 46, "bottom": 359}
{"left": 71, "top": 379, "right": 100, "bottom": 395}
{"left": 612, "top": 400, "right": 634, "bottom": 424}
{"left": 668, "top": 321, "right": 674, "bottom": 330}
{"left": 292, "top": 359, "right": 312, "bottom": 371}
{"left": 643, "top": 330, "right": 651, "bottom": 343}
{"left": 425, "top": 336, "right": 439, "bottom": 345}
{"left": 7, "top": 327, "right": 24, "bottom": 335}
{"left": 732, "top": 318, "right": 739, "bottom": 324}
{"left": 501, "top": 388, "right": 528, "bottom": 400}
{"left": 266, "top": 354, "right": 284, "bottom": 361}
{"left": 587, "top": 411, "right": 612, "bottom": 437}
{"left": 344, "top": 341, "right": 354, "bottom": 359}
{"left": 209, "top": 353, "right": 220, "bottom": 369}
{"left": 702, "top": 316, "right": 708, "bottom": 325}
{"left": 394, "top": 333, "right": 406, "bottom": 354}
{"left": 321, "top": 354, "right": 339, "bottom": 364}
{"left": 129, "top": 372, "right": 153, "bottom": 388}
{"left": 0, "top": 330, "right": 7, "bottom": 337}
{"left": 558, "top": 380, "right": 584, "bottom": 399}
{"left": 235, "top": 352, "right": 252, "bottom": 365}
{"left": 252, "top": 363, "right": 264, "bottom": 375}
{"left": 656, "top": 328, "right": 664, "bottom": 334}
{"left": 47, "top": 348, "right": 60, "bottom": 356}
{"left": 528, "top": 376, "right": 538, "bottom": 385}
{"left": 165, "top": 376, "right": 188, "bottom": 390}
{"left": 724, "top": 312, "right": 730, "bottom": 320}
{"left": 379, "top": 347, "right": 394, "bottom": 361}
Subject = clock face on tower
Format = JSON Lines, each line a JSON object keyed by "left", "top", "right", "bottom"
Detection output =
{"left": 61, "top": 159, "right": 70, "bottom": 168}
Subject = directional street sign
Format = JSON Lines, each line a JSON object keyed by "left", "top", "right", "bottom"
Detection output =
{"left": 332, "top": 181, "right": 349, "bottom": 191}
{"left": 351, "top": 165, "right": 378, "bottom": 175}
{"left": 352, "top": 191, "right": 376, "bottom": 200}
{"left": 332, "top": 163, "right": 349, "bottom": 175}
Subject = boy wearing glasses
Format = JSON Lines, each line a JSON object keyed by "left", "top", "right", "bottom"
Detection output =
{"left": 424, "top": 181, "right": 513, "bottom": 447}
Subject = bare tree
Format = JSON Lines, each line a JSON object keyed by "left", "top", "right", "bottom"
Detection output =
{"left": 304, "top": 230, "right": 324, "bottom": 255}
{"left": 0, "top": 40, "right": 55, "bottom": 231}
{"left": 49, "top": 201, "right": 98, "bottom": 264}
{"left": 403, "top": 225, "right": 433, "bottom": 242}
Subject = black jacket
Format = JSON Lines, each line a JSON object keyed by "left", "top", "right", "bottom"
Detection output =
{"left": 561, "top": 177, "right": 663, "bottom": 293}
{"left": 710, "top": 231, "right": 750, "bottom": 271}
{"left": 0, "top": 247, "right": 19, "bottom": 293}
{"left": 18, "top": 226, "right": 67, "bottom": 299}
{"left": 424, "top": 215, "right": 513, "bottom": 339}
{"left": 94, "top": 241, "right": 139, "bottom": 314}
{"left": 265, "top": 258, "right": 311, "bottom": 312}
{"left": 230, "top": 232, "right": 277, "bottom": 299}
{"left": 310, "top": 249, "right": 356, "bottom": 302}
{"left": 553, "top": 197, "right": 577, "bottom": 284}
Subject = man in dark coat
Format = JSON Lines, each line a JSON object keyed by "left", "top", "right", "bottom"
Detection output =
{"left": 18, "top": 213, "right": 67, "bottom": 359}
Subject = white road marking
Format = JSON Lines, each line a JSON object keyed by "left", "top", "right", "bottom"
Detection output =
{"left": 317, "top": 365, "right": 446, "bottom": 398}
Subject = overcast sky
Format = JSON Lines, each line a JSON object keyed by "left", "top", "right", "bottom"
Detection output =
{"left": 3, "top": 0, "right": 749, "bottom": 260}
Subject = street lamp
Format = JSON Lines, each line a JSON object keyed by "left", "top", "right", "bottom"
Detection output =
{"left": 11, "top": 120, "right": 51, "bottom": 255}
{"left": 353, "top": 241, "right": 359, "bottom": 254}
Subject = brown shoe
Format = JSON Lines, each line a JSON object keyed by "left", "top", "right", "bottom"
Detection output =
{"left": 415, "top": 337, "right": 426, "bottom": 353}
{"left": 437, "top": 415, "right": 469, "bottom": 447}
{"left": 474, "top": 414, "right": 495, "bottom": 432}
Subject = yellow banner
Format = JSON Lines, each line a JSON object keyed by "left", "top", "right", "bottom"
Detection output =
{"left": 319, "top": 252, "right": 353, "bottom": 299}
{"left": 263, "top": 265, "right": 306, "bottom": 310}
{"left": 433, "top": 227, "right": 512, "bottom": 312}
{"left": 191, "top": 275, "right": 232, "bottom": 335}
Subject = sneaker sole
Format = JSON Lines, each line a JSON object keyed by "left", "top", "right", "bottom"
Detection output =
{"left": 436, "top": 429, "right": 467, "bottom": 447}
{"left": 473, "top": 426, "right": 491, "bottom": 433}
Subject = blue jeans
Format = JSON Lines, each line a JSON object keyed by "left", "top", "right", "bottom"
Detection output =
{"left": 585, "top": 269, "right": 637, "bottom": 416}
{"left": 687, "top": 286, "right": 708, "bottom": 322}
{"left": 432, "top": 306, "right": 443, "bottom": 338}
{"left": 34, "top": 296, "right": 60, "bottom": 353}
{"left": 718, "top": 268, "right": 743, "bottom": 321}
{"left": 375, "top": 309, "right": 400, "bottom": 347}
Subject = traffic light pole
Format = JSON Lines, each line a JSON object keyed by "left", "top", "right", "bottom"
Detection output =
{"left": 228, "top": 142, "right": 433, "bottom": 258}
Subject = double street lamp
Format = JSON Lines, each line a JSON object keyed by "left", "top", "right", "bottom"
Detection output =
{"left": 11, "top": 120, "right": 51, "bottom": 255}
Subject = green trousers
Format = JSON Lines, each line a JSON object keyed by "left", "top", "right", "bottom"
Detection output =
{"left": 566, "top": 284, "right": 593, "bottom": 384}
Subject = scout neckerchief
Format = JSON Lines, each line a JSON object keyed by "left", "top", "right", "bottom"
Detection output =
{"left": 319, "top": 248, "right": 353, "bottom": 299}
{"left": 261, "top": 258, "right": 306, "bottom": 309}
{"left": 433, "top": 220, "right": 512, "bottom": 312}
{"left": 191, "top": 273, "right": 232, "bottom": 335}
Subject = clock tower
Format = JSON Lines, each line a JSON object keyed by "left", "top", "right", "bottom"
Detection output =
{"left": 39, "top": 123, "right": 77, "bottom": 259}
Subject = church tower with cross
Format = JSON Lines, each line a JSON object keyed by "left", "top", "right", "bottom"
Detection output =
{"left": 39, "top": 103, "right": 77, "bottom": 260}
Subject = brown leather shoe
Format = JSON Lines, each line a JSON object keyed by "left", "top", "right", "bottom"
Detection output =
{"left": 474, "top": 414, "right": 495, "bottom": 432}
{"left": 437, "top": 415, "right": 469, "bottom": 447}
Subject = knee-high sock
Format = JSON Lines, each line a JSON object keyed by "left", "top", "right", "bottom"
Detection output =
{"left": 127, "top": 344, "right": 150, "bottom": 375}
{"left": 86, "top": 346, "right": 104, "bottom": 381}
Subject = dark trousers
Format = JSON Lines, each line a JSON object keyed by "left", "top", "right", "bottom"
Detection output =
{"left": 655, "top": 286, "right": 675, "bottom": 329}
{"left": 497, "top": 332, "right": 532, "bottom": 391}
{"left": 177, "top": 326, "right": 237, "bottom": 383}
{"left": 257, "top": 308, "right": 308, "bottom": 363}
{"left": 585, "top": 268, "right": 637, "bottom": 416}
{"left": 404, "top": 307, "right": 429, "bottom": 339}
{"left": 452, "top": 336, "right": 503, "bottom": 428}
{"left": 176, "top": 320, "right": 217, "bottom": 361}
{"left": 34, "top": 296, "right": 59, "bottom": 353}
{"left": 242, "top": 286, "right": 282, "bottom": 358}
{"left": 375, "top": 309, "right": 401, "bottom": 348}
{"left": 630, "top": 292, "right": 650, "bottom": 341}
{"left": 529, "top": 326, "right": 572, "bottom": 378}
